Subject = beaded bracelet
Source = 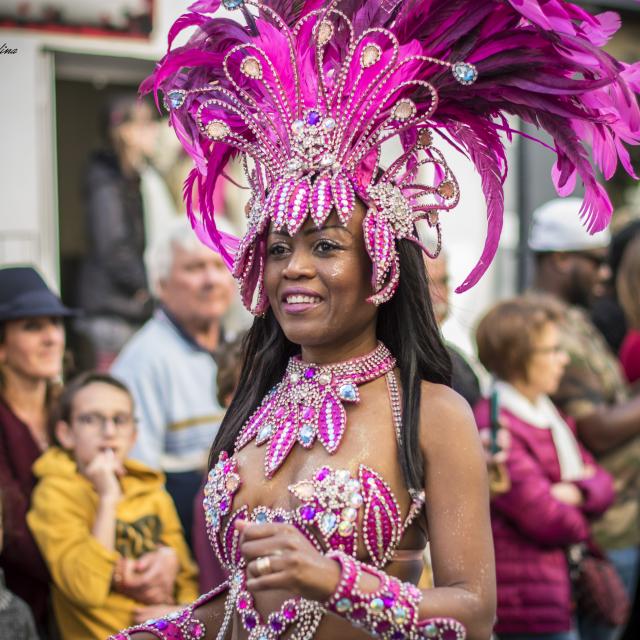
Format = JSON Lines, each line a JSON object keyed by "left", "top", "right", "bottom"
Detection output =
{"left": 108, "top": 581, "right": 228, "bottom": 640}
{"left": 325, "top": 551, "right": 466, "bottom": 640}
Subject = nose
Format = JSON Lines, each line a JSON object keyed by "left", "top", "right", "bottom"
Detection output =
{"left": 101, "top": 419, "right": 118, "bottom": 437}
{"left": 43, "top": 319, "right": 64, "bottom": 346}
{"left": 282, "top": 246, "right": 315, "bottom": 280}
{"left": 597, "top": 262, "right": 612, "bottom": 285}
{"left": 558, "top": 349, "right": 570, "bottom": 367}
{"left": 203, "top": 264, "right": 219, "bottom": 286}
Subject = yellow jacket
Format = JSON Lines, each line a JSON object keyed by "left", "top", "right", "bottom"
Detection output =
{"left": 27, "top": 447, "right": 198, "bottom": 640}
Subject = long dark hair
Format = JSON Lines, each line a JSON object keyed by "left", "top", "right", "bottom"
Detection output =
{"left": 210, "top": 239, "right": 452, "bottom": 492}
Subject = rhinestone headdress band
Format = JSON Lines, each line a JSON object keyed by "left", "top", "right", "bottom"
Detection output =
{"left": 146, "top": 0, "right": 640, "bottom": 314}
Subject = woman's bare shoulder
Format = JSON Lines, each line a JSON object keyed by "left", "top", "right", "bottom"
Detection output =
{"left": 418, "top": 381, "right": 479, "bottom": 451}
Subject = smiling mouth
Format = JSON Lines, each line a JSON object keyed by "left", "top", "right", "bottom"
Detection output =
{"left": 284, "top": 294, "right": 322, "bottom": 304}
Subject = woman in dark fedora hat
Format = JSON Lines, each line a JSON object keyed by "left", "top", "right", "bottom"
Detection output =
{"left": 0, "top": 265, "right": 73, "bottom": 638}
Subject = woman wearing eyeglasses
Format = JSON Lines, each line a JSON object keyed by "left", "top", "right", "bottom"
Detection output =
{"left": 0, "top": 266, "right": 72, "bottom": 638}
{"left": 474, "top": 295, "right": 615, "bottom": 640}
{"left": 26, "top": 371, "right": 199, "bottom": 640}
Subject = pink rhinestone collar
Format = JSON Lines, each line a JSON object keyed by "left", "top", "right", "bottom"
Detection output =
{"left": 235, "top": 342, "right": 396, "bottom": 476}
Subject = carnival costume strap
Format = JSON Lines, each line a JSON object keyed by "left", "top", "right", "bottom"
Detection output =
{"left": 145, "top": 0, "right": 640, "bottom": 314}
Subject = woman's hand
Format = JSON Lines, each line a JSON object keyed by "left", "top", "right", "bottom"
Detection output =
{"left": 550, "top": 481, "right": 584, "bottom": 506}
{"left": 237, "top": 521, "right": 340, "bottom": 602}
{"left": 114, "top": 548, "right": 179, "bottom": 604}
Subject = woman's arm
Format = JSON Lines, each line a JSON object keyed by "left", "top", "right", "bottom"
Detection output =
{"left": 572, "top": 437, "right": 614, "bottom": 515}
{"left": 415, "top": 383, "right": 496, "bottom": 639}
{"left": 108, "top": 583, "right": 230, "bottom": 640}
{"left": 488, "top": 425, "right": 593, "bottom": 545}
{"left": 0, "top": 443, "right": 49, "bottom": 583}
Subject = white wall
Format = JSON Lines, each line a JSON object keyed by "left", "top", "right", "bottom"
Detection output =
{"left": 0, "top": 37, "right": 58, "bottom": 283}
{"left": 440, "top": 138, "right": 519, "bottom": 361}
{"left": 0, "top": 0, "right": 184, "bottom": 286}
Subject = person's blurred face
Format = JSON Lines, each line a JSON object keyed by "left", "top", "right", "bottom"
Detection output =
{"left": 159, "top": 243, "right": 235, "bottom": 330}
{"left": 426, "top": 253, "right": 449, "bottom": 326}
{"left": 264, "top": 205, "right": 378, "bottom": 350}
{"left": 114, "top": 102, "right": 158, "bottom": 161}
{"left": 522, "top": 322, "right": 569, "bottom": 397}
{"left": 0, "top": 316, "right": 64, "bottom": 382}
{"left": 56, "top": 382, "right": 136, "bottom": 470}
{"left": 559, "top": 249, "right": 610, "bottom": 307}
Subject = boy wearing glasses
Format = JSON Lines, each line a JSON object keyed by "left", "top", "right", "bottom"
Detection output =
{"left": 27, "top": 372, "right": 198, "bottom": 640}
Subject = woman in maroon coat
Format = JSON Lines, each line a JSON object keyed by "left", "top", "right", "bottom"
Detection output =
{"left": 475, "top": 296, "right": 614, "bottom": 640}
{"left": 0, "top": 267, "right": 72, "bottom": 638}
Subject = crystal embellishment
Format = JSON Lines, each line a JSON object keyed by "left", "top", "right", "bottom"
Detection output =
{"left": 392, "top": 99, "right": 416, "bottom": 121}
{"left": 317, "top": 20, "right": 334, "bottom": 46}
{"left": 452, "top": 61, "right": 478, "bottom": 85}
{"left": 367, "top": 182, "right": 414, "bottom": 239}
{"left": 361, "top": 43, "right": 382, "bottom": 68}
{"left": 165, "top": 89, "right": 186, "bottom": 110}
{"left": 417, "top": 129, "right": 433, "bottom": 148}
{"left": 338, "top": 383, "right": 357, "bottom": 402}
{"left": 240, "top": 56, "right": 263, "bottom": 79}
{"left": 222, "top": 0, "right": 245, "bottom": 8}
{"left": 206, "top": 120, "right": 230, "bottom": 140}
{"left": 437, "top": 181, "right": 456, "bottom": 199}
{"left": 320, "top": 512, "right": 338, "bottom": 535}
{"left": 299, "top": 423, "right": 315, "bottom": 446}
{"left": 257, "top": 423, "right": 274, "bottom": 443}
{"left": 323, "top": 118, "right": 336, "bottom": 132}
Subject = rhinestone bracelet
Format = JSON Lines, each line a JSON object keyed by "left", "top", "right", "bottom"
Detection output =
{"left": 325, "top": 551, "right": 466, "bottom": 640}
{"left": 108, "top": 582, "right": 228, "bottom": 640}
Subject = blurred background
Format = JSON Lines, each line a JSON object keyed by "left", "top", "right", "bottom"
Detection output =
{"left": 1, "top": 0, "right": 639, "bottom": 365}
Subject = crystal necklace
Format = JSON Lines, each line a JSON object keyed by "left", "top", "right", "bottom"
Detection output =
{"left": 235, "top": 342, "right": 396, "bottom": 477}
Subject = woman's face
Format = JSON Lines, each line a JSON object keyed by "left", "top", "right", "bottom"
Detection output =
{"left": 264, "top": 203, "right": 378, "bottom": 356}
{"left": 522, "top": 322, "right": 569, "bottom": 397}
{"left": 0, "top": 316, "right": 65, "bottom": 382}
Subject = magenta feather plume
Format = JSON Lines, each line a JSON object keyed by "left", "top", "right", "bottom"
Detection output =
{"left": 144, "top": 0, "right": 640, "bottom": 298}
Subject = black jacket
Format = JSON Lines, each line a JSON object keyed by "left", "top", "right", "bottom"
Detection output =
{"left": 77, "top": 151, "right": 152, "bottom": 322}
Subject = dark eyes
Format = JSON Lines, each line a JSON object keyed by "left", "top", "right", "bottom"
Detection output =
{"left": 268, "top": 243, "right": 288, "bottom": 256}
{"left": 267, "top": 239, "right": 341, "bottom": 257}
{"left": 315, "top": 239, "right": 340, "bottom": 253}
{"left": 23, "top": 318, "right": 63, "bottom": 331}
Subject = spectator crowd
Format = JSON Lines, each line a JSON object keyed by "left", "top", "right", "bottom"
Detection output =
{"left": 1, "top": 149, "right": 640, "bottom": 640}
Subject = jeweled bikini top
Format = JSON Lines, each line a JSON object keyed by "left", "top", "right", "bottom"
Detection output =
{"left": 204, "top": 343, "right": 426, "bottom": 567}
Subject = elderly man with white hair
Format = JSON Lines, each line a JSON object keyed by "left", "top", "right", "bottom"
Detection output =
{"left": 112, "top": 220, "right": 235, "bottom": 542}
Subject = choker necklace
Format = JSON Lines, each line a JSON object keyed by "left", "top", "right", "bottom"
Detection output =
{"left": 235, "top": 342, "right": 396, "bottom": 477}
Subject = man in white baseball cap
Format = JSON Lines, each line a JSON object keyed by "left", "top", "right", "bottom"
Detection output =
{"left": 529, "top": 197, "right": 612, "bottom": 307}
{"left": 529, "top": 197, "right": 640, "bottom": 640}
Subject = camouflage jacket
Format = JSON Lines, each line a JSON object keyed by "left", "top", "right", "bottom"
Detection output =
{"left": 553, "top": 306, "right": 640, "bottom": 550}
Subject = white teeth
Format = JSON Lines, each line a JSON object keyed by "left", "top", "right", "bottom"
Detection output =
{"left": 286, "top": 295, "right": 321, "bottom": 304}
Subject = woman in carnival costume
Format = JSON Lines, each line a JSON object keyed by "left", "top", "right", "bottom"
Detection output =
{"left": 111, "top": 1, "right": 640, "bottom": 639}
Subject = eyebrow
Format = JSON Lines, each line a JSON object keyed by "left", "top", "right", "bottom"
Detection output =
{"left": 269, "top": 224, "right": 353, "bottom": 238}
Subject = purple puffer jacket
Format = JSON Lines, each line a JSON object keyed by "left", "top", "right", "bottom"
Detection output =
{"left": 475, "top": 399, "right": 614, "bottom": 634}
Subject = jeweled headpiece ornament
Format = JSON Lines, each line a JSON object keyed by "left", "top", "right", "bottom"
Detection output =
{"left": 145, "top": 0, "right": 640, "bottom": 314}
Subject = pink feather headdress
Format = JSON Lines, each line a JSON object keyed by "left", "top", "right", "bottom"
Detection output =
{"left": 144, "top": 0, "right": 640, "bottom": 314}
